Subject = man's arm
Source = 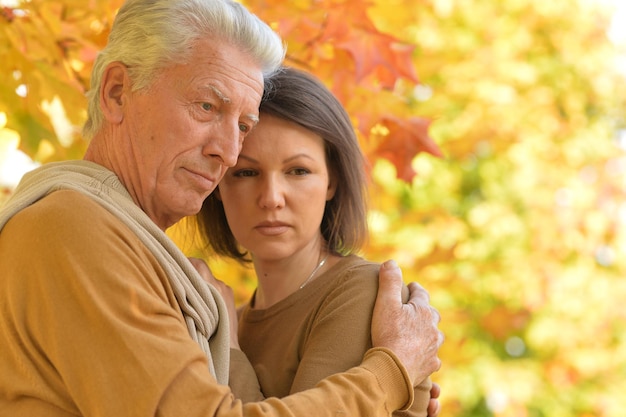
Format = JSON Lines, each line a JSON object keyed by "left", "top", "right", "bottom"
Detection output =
{"left": 372, "top": 260, "right": 443, "bottom": 385}
{"left": 192, "top": 255, "right": 443, "bottom": 417}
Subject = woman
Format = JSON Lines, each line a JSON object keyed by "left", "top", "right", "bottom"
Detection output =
{"left": 197, "top": 67, "right": 437, "bottom": 416}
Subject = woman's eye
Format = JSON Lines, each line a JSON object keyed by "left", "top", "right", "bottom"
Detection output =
{"left": 291, "top": 168, "right": 310, "bottom": 176}
{"left": 233, "top": 169, "right": 256, "bottom": 177}
{"left": 201, "top": 102, "right": 213, "bottom": 111}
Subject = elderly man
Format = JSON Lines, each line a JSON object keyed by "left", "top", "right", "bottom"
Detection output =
{"left": 0, "top": 0, "right": 443, "bottom": 416}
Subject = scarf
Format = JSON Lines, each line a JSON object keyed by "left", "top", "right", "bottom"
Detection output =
{"left": 0, "top": 160, "right": 230, "bottom": 384}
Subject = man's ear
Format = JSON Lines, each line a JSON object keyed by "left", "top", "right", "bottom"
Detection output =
{"left": 99, "top": 62, "right": 129, "bottom": 124}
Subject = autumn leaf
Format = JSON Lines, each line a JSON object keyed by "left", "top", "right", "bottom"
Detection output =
{"left": 479, "top": 305, "right": 531, "bottom": 341}
{"left": 332, "top": 24, "right": 419, "bottom": 87}
{"left": 370, "top": 115, "right": 441, "bottom": 182}
{"left": 315, "top": 2, "right": 420, "bottom": 87}
{"left": 1, "top": 6, "right": 16, "bottom": 22}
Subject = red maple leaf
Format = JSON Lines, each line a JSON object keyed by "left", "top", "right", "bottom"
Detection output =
{"left": 320, "top": 5, "right": 419, "bottom": 87}
{"left": 373, "top": 115, "right": 443, "bottom": 182}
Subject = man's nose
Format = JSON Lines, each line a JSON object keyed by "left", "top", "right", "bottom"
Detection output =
{"left": 202, "top": 121, "right": 241, "bottom": 167}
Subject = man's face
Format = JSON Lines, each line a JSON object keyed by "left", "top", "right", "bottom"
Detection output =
{"left": 118, "top": 39, "right": 264, "bottom": 229}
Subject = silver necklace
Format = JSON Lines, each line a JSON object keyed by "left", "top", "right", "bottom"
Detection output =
{"left": 299, "top": 254, "right": 329, "bottom": 289}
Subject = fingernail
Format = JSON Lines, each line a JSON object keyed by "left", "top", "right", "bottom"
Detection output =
{"left": 383, "top": 259, "right": 398, "bottom": 269}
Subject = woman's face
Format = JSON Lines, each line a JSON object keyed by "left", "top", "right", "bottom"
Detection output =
{"left": 217, "top": 113, "right": 336, "bottom": 261}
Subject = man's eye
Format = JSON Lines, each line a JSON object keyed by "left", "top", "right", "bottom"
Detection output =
{"left": 239, "top": 123, "right": 249, "bottom": 133}
{"left": 201, "top": 102, "right": 213, "bottom": 111}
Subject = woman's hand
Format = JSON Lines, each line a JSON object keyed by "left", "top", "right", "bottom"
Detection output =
{"left": 428, "top": 382, "right": 441, "bottom": 417}
{"left": 188, "top": 257, "right": 240, "bottom": 349}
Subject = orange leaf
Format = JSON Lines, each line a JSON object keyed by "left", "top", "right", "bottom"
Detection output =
{"left": 372, "top": 115, "right": 442, "bottom": 182}
{"left": 479, "top": 305, "right": 531, "bottom": 341}
{"left": 337, "top": 32, "right": 419, "bottom": 87}
{"left": 323, "top": 10, "right": 419, "bottom": 87}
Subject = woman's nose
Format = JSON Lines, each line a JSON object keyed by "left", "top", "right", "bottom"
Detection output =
{"left": 258, "top": 175, "right": 285, "bottom": 209}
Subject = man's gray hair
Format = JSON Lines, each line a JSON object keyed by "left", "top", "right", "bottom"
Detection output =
{"left": 83, "top": 0, "right": 285, "bottom": 139}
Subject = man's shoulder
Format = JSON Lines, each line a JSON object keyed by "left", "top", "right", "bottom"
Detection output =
{"left": 29, "top": 188, "right": 105, "bottom": 211}
{"left": 5, "top": 189, "right": 133, "bottom": 245}
{"left": 15, "top": 189, "right": 116, "bottom": 225}
{"left": 1, "top": 189, "right": 164, "bottom": 282}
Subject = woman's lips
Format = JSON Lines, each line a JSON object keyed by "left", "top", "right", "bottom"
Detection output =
{"left": 255, "top": 221, "right": 290, "bottom": 236}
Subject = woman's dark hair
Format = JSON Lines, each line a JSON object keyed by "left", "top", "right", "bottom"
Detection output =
{"left": 196, "top": 67, "right": 368, "bottom": 262}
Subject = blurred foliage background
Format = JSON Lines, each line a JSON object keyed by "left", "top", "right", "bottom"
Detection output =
{"left": 1, "top": 0, "right": 625, "bottom": 416}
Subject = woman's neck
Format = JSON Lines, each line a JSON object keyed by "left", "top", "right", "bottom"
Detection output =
{"left": 252, "top": 250, "right": 332, "bottom": 309}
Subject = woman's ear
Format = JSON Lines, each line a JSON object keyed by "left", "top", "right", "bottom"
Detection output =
{"left": 99, "top": 62, "right": 130, "bottom": 125}
{"left": 214, "top": 187, "right": 223, "bottom": 201}
{"left": 326, "top": 173, "right": 337, "bottom": 201}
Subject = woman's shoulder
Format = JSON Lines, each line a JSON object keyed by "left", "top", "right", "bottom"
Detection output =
{"left": 329, "top": 255, "right": 380, "bottom": 288}
{"left": 338, "top": 254, "right": 379, "bottom": 274}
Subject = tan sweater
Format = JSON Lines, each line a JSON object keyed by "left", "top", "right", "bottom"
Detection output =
{"left": 0, "top": 181, "right": 414, "bottom": 416}
{"left": 0, "top": 160, "right": 230, "bottom": 383}
{"left": 232, "top": 256, "right": 432, "bottom": 416}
